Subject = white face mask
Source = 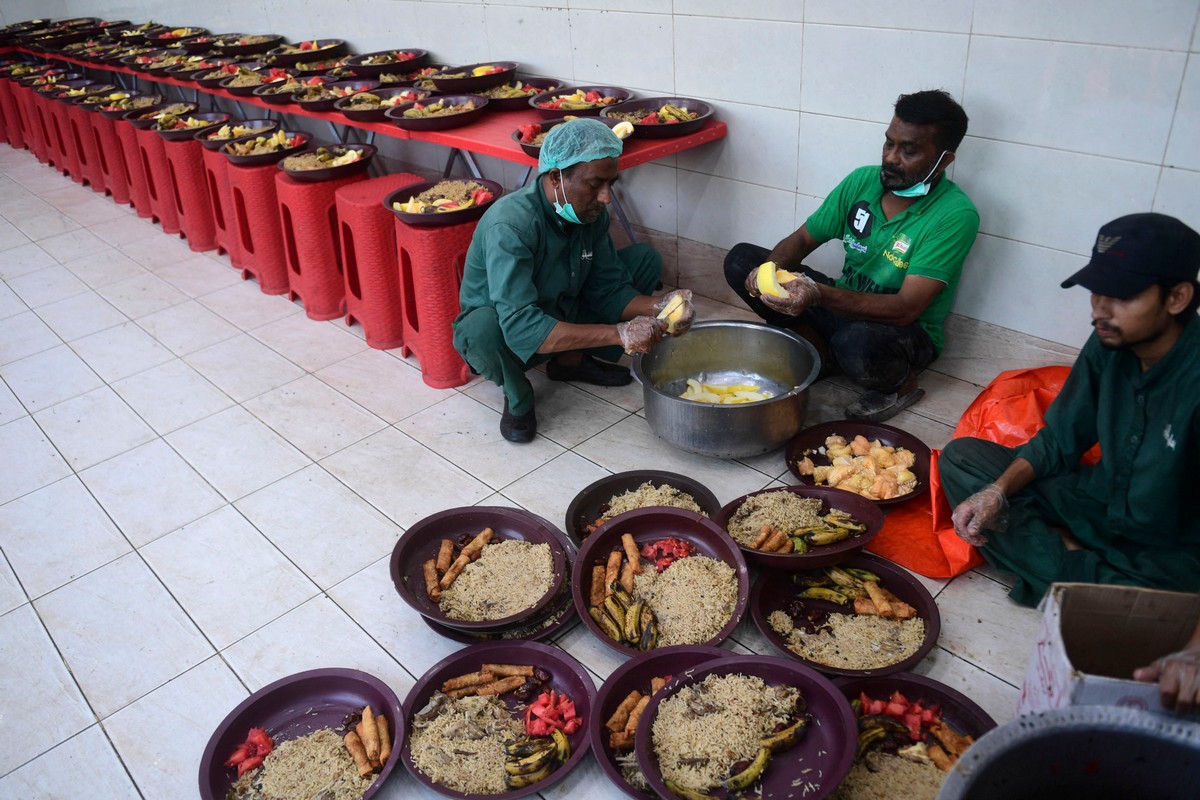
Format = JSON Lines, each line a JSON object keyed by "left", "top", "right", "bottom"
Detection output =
{"left": 891, "top": 150, "right": 949, "bottom": 198}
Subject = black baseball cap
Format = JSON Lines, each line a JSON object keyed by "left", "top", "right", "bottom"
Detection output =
{"left": 1061, "top": 213, "right": 1200, "bottom": 298}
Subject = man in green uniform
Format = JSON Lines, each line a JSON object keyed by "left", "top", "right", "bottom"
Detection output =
{"left": 453, "top": 118, "right": 694, "bottom": 442}
{"left": 724, "top": 89, "right": 979, "bottom": 422}
{"left": 945, "top": 213, "right": 1200, "bottom": 607}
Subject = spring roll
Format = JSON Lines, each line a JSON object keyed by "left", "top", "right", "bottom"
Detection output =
{"left": 446, "top": 686, "right": 483, "bottom": 699}
{"left": 863, "top": 581, "right": 893, "bottom": 619}
{"left": 462, "top": 527, "right": 494, "bottom": 559}
{"left": 377, "top": 714, "right": 392, "bottom": 765}
{"left": 475, "top": 675, "right": 527, "bottom": 697}
{"left": 361, "top": 706, "right": 381, "bottom": 764}
{"left": 604, "top": 549, "right": 622, "bottom": 598}
{"left": 344, "top": 730, "right": 374, "bottom": 778}
{"left": 751, "top": 525, "right": 773, "bottom": 550}
{"left": 609, "top": 730, "right": 635, "bottom": 751}
{"left": 625, "top": 695, "right": 651, "bottom": 736}
{"left": 422, "top": 559, "right": 441, "bottom": 601}
{"left": 481, "top": 664, "right": 535, "bottom": 678}
{"left": 605, "top": 689, "right": 643, "bottom": 732}
{"left": 590, "top": 564, "right": 606, "bottom": 607}
{"left": 619, "top": 560, "right": 635, "bottom": 594}
{"left": 773, "top": 536, "right": 794, "bottom": 554}
{"left": 436, "top": 539, "right": 454, "bottom": 574}
{"left": 441, "top": 670, "right": 496, "bottom": 692}
{"left": 761, "top": 529, "right": 788, "bottom": 552}
{"left": 650, "top": 677, "right": 668, "bottom": 695}
{"left": 928, "top": 741, "right": 955, "bottom": 771}
{"left": 621, "top": 533, "right": 642, "bottom": 574}
{"left": 441, "top": 528, "right": 494, "bottom": 588}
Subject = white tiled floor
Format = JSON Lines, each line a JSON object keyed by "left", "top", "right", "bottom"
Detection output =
{"left": 0, "top": 144, "right": 1055, "bottom": 799}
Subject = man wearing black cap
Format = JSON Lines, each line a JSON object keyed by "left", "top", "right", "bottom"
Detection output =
{"left": 940, "top": 213, "right": 1200, "bottom": 607}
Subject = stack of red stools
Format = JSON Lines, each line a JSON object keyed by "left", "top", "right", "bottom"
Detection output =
{"left": 69, "top": 102, "right": 103, "bottom": 193}
{"left": 276, "top": 170, "right": 369, "bottom": 320}
{"left": 164, "top": 137, "right": 216, "bottom": 251}
{"left": 392, "top": 214, "right": 479, "bottom": 389}
{"left": 47, "top": 96, "right": 79, "bottom": 179}
{"left": 227, "top": 163, "right": 289, "bottom": 294}
{"left": 200, "top": 144, "right": 240, "bottom": 265}
{"left": 0, "top": 77, "right": 18, "bottom": 148}
{"left": 336, "top": 173, "right": 424, "bottom": 349}
{"left": 134, "top": 125, "right": 180, "bottom": 234}
{"left": 88, "top": 112, "right": 130, "bottom": 205}
{"left": 24, "top": 88, "right": 52, "bottom": 165}
{"left": 115, "top": 118, "right": 154, "bottom": 219}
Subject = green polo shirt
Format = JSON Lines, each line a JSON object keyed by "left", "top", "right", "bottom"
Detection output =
{"left": 805, "top": 165, "right": 979, "bottom": 353}
{"left": 456, "top": 180, "right": 640, "bottom": 362}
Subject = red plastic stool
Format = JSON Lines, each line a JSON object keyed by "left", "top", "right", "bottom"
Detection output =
{"left": 200, "top": 145, "right": 241, "bottom": 266}
{"left": 115, "top": 120, "right": 154, "bottom": 219}
{"left": 392, "top": 216, "right": 478, "bottom": 389}
{"left": 48, "top": 99, "right": 79, "bottom": 179}
{"left": 0, "top": 79, "right": 21, "bottom": 148}
{"left": 134, "top": 125, "right": 181, "bottom": 234}
{"left": 69, "top": 103, "right": 102, "bottom": 192}
{"left": 90, "top": 113, "right": 130, "bottom": 206}
{"left": 163, "top": 137, "right": 216, "bottom": 252}
{"left": 335, "top": 172, "right": 425, "bottom": 349}
{"left": 275, "top": 170, "right": 367, "bottom": 321}
{"left": 25, "top": 90, "right": 53, "bottom": 165}
{"left": 227, "top": 163, "right": 289, "bottom": 295}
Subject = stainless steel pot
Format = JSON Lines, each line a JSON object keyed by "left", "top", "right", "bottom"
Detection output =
{"left": 632, "top": 320, "right": 822, "bottom": 459}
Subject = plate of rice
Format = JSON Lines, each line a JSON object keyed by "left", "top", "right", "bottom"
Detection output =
{"left": 563, "top": 469, "right": 721, "bottom": 546}
{"left": 634, "top": 655, "right": 857, "bottom": 800}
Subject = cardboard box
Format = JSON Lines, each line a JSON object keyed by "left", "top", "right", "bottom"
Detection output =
{"left": 1017, "top": 582, "right": 1200, "bottom": 717}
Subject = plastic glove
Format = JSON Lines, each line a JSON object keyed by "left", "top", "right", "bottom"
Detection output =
{"left": 761, "top": 273, "right": 822, "bottom": 317}
{"left": 1134, "top": 646, "right": 1200, "bottom": 713}
{"left": 653, "top": 289, "right": 695, "bottom": 337}
{"left": 617, "top": 316, "right": 666, "bottom": 354}
{"left": 950, "top": 483, "right": 1008, "bottom": 547}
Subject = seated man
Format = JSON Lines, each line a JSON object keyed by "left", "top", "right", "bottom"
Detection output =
{"left": 945, "top": 213, "right": 1200, "bottom": 607}
{"left": 453, "top": 118, "right": 694, "bottom": 443}
{"left": 724, "top": 89, "right": 979, "bottom": 422}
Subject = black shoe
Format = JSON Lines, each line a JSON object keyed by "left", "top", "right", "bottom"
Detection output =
{"left": 844, "top": 388, "right": 926, "bottom": 423}
{"left": 500, "top": 400, "right": 537, "bottom": 443}
{"left": 546, "top": 354, "right": 632, "bottom": 387}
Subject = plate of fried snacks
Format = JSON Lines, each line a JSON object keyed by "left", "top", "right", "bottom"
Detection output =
{"left": 715, "top": 485, "right": 884, "bottom": 569}
{"left": 590, "top": 645, "right": 729, "bottom": 798}
{"left": 198, "top": 667, "right": 403, "bottom": 800}
{"left": 564, "top": 469, "right": 722, "bottom": 546}
{"left": 829, "top": 672, "right": 996, "bottom": 800}
{"left": 635, "top": 655, "right": 857, "bottom": 800}
{"left": 786, "top": 420, "right": 932, "bottom": 506}
{"left": 402, "top": 641, "right": 595, "bottom": 798}
{"left": 390, "top": 506, "right": 569, "bottom": 633}
{"left": 571, "top": 507, "right": 748, "bottom": 656}
{"left": 751, "top": 552, "right": 941, "bottom": 677}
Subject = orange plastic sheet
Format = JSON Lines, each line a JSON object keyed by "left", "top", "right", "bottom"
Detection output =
{"left": 866, "top": 366, "right": 1096, "bottom": 578}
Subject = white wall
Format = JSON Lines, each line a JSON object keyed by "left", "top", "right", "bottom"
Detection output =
{"left": 41, "top": 0, "right": 1200, "bottom": 349}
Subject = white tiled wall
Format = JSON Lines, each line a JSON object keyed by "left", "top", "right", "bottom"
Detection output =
{"left": 47, "top": 0, "right": 1200, "bottom": 350}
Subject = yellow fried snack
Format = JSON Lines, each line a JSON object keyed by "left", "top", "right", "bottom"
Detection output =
{"left": 795, "top": 434, "right": 918, "bottom": 500}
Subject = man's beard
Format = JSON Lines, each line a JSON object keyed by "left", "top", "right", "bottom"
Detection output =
{"left": 880, "top": 165, "right": 915, "bottom": 191}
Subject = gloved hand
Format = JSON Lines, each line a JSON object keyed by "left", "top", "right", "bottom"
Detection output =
{"left": 617, "top": 316, "right": 666, "bottom": 354}
{"left": 1134, "top": 645, "right": 1200, "bottom": 713}
{"left": 950, "top": 483, "right": 1008, "bottom": 547}
{"left": 653, "top": 289, "right": 695, "bottom": 337}
{"left": 761, "top": 273, "right": 822, "bottom": 317}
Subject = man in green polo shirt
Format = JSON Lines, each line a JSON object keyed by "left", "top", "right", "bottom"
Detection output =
{"left": 724, "top": 89, "right": 979, "bottom": 422}
{"left": 454, "top": 118, "right": 695, "bottom": 443}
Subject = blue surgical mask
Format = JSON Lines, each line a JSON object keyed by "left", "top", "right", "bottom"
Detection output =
{"left": 892, "top": 150, "right": 948, "bottom": 198}
{"left": 552, "top": 169, "right": 583, "bottom": 224}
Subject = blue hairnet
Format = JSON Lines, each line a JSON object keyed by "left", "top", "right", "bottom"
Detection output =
{"left": 537, "top": 117, "right": 623, "bottom": 174}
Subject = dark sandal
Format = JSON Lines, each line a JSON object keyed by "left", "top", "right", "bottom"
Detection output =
{"left": 845, "top": 388, "right": 926, "bottom": 423}
{"left": 546, "top": 354, "right": 632, "bottom": 387}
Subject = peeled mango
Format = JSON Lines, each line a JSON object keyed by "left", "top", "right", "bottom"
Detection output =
{"left": 656, "top": 294, "right": 686, "bottom": 334}
{"left": 755, "top": 261, "right": 797, "bottom": 298}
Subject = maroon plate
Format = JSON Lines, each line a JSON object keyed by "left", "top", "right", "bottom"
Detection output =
{"left": 563, "top": 469, "right": 721, "bottom": 547}
{"left": 125, "top": 103, "right": 197, "bottom": 129}
{"left": 334, "top": 86, "right": 431, "bottom": 123}
{"left": 400, "top": 641, "right": 595, "bottom": 799}
{"left": 591, "top": 646, "right": 729, "bottom": 799}
{"left": 634, "top": 655, "right": 857, "bottom": 800}
{"left": 267, "top": 38, "right": 348, "bottom": 67}
{"left": 195, "top": 118, "right": 279, "bottom": 150}
{"left": 279, "top": 143, "right": 377, "bottom": 182}
{"left": 384, "top": 178, "right": 504, "bottom": 228}
{"left": 600, "top": 96, "right": 714, "bottom": 138}
{"left": 98, "top": 96, "right": 161, "bottom": 120}
{"left": 429, "top": 61, "right": 518, "bottom": 93}
{"left": 836, "top": 671, "right": 997, "bottom": 742}
{"left": 156, "top": 111, "right": 230, "bottom": 141}
{"left": 389, "top": 505, "right": 568, "bottom": 632}
{"left": 750, "top": 552, "right": 941, "bottom": 677}
{"left": 211, "top": 34, "right": 284, "bottom": 57}
{"left": 714, "top": 485, "right": 884, "bottom": 570}
{"left": 292, "top": 79, "right": 379, "bottom": 112}
{"left": 569, "top": 507, "right": 749, "bottom": 656}
{"left": 784, "top": 420, "right": 932, "bottom": 507}
{"left": 343, "top": 48, "right": 428, "bottom": 77}
{"left": 530, "top": 85, "right": 635, "bottom": 118}
{"left": 222, "top": 130, "right": 310, "bottom": 166}
{"left": 197, "top": 667, "right": 404, "bottom": 800}
{"left": 482, "top": 76, "right": 564, "bottom": 111}
{"left": 221, "top": 68, "right": 295, "bottom": 97}
{"left": 385, "top": 93, "right": 489, "bottom": 132}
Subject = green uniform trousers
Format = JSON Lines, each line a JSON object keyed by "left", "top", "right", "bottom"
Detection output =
{"left": 453, "top": 243, "right": 661, "bottom": 415}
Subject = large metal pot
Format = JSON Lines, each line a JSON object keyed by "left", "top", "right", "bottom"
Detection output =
{"left": 632, "top": 320, "right": 821, "bottom": 459}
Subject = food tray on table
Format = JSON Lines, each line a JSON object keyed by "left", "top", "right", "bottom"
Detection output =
{"left": 343, "top": 48, "right": 428, "bottom": 77}
{"left": 156, "top": 111, "right": 230, "bottom": 142}
{"left": 785, "top": 420, "right": 932, "bottom": 507}
{"left": 335, "top": 86, "right": 433, "bottom": 123}
{"left": 279, "top": 143, "right": 377, "bottom": 182}
{"left": 429, "top": 61, "right": 518, "bottom": 92}
{"left": 266, "top": 38, "right": 348, "bottom": 67}
{"left": 384, "top": 178, "right": 503, "bottom": 228}
{"left": 600, "top": 96, "right": 714, "bottom": 138}
{"left": 195, "top": 118, "right": 278, "bottom": 150}
{"left": 222, "top": 130, "right": 310, "bottom": 166}
{"left": 564, "top": 469, "right": 721, "bottom": 547}
{"left": 481, "top": 77, "right": 563, "bottom": 111}
{"left": 531, "top": 85, "right": 634, "bottom": 118}
{"left": 385, "top": 94, "right": 489, "bottom": 131}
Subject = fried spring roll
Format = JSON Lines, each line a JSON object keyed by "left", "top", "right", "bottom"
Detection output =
{"left": 761, "top": 529, "right": 788, "bottom": 552}
{"left": 361, "top": 706, "right": 381, "bottom": 764}
{"left": 446, "top": 685, "right": 482, "bottom": 699}
{"left": 462, "top": 527, "right": 494, "bottom": 559}
{"left": 619, "top": 560, "right": 635, "bottom": 594}
{"left": 609, "top": 730, "right": 635, "bottom": 751}
{"left": 863, "top": 581, "right": 893, "bottom": 619}
{"left": 621, "top": 533, "right": 642, "bottom": 574}
{"left": 625, "top": 695, "right": 651, "bottom": 736}
{"left": 590, "top": 564, "right": 607, "bottom": 607}
{"left": 422, "top": 559, "right": 441, "bottom": 601}
{"left": 773, "top": 537, "right": 795, "bottom": 554}
{"left": 345, "top": 730, "right": 374, "bottom": 777}
{"left": 751, "top": 525, "right": 773, "bottom": 550}
{"left": 475, "top": 675, "right": 527, "bottom": 697}
{"left": 436, "top": 539, "right": 454, "bottom": 574}
{"left": 605, "top": 689, "right": 643, "bottom": 732}
{"left": 650, "top": 677, "right": 667, "bottom": 695}
{"left": 604, "top": 549, "right": 622, "bottom": 598}
{"left": 441, "top": 670, "right": 496, "bottom": 692}
{"left": 930, "top": 721, "right": 974, "bottom": 757}
{"left": 377, "top": 715, "right": 392, "bottom": 765}
{"left": 927, "top": 741, "right": 955, "bottom": 772}
{"left": 481, "top": 663, "right": 535, "bottom": 678}
{"left": 441, "top": 528, "right": 494, "bottom": 589}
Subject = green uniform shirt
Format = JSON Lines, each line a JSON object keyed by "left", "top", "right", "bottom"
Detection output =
{"left": 1015, "top": 315, "right": 1200, "bottom": 587}
{"left": 456, "top": 180, "right": 639, "bottom": 362}
{"left": 805, "top": 165, "right": 980, "bottom": 353}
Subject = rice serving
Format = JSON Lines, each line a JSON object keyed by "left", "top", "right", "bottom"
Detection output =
{"left": 651, "top": 673, "right": 801, "bottom": 792}
{"left": 415, "top": 180, "right": 485, "bottom": 205}
{"left": 600, "top": 482, "right": 703, "bottom": 523}
{"left": 438, "top": 540, "right": 554, "bottom": 622}
{"left": 633, "top": 556, "right": 737, "bottom": 646}
{"left": 726, "top": 490, "right": 823, "bottom": 546}
{"left": 408, "top": 694, "right": 525, "bottom": 794}
{"left": 768, "top": 610, "right": 925, "bottom": 670}
{"left": 831, "top": 752, "right": 945, "bottom": 800}
{"left": 227, "top": 728, "right": 375, "bottom": 800}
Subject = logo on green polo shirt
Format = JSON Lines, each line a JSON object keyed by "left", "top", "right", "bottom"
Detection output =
{"left": 891, "top": 234, "right": 912, "bottom": 255}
